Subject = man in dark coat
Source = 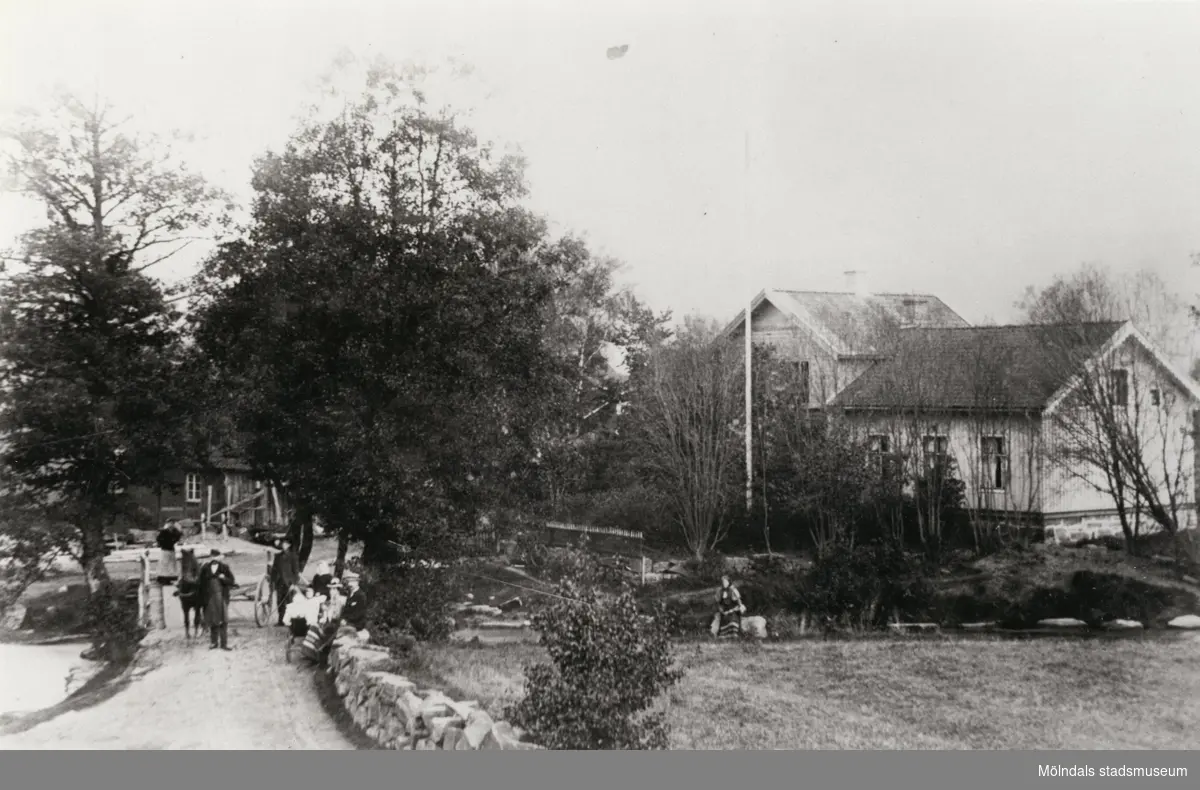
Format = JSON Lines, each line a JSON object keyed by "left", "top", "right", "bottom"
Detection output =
{"left": 271, "top": 537, "right": 301, "bottom": 626}
{"left": 341, "top": 572, "right": 369, "bottom": 631}
{"left": 198, "top": 550, "right": 236, "bottom": 650}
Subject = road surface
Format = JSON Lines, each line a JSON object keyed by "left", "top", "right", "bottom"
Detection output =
{"left": 0, "top": 541, "right": 358, "bottom": 750}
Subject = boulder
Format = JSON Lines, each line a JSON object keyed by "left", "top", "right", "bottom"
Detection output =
{"left": 498, "top": 597, "right": 523, "bottom": 613}
{"left": 1105, "top": 619, "right": 1144, "bottom": 630}
{"left": 742, "top": 615, "right": 768, "bottom": 639}
{"left": 1, "top": 604, "right": 27, "bottom": 631}
{"left": 1167, "top": 614, "right": 1200, "bottom": 629}
{"left": 1038, "top": 618, "right": 1087, "bottom": 628}
{"left": 460, "top": 708, "right": 496, "bottom": 749}
{"left": 447, "top": 699, "right": 479, "bottom": 719}
{"left": 481, "top": 721, "right": 522, "bottom": 750}
{"left": 428, "top": 715, "right": 465, "bottom": 746}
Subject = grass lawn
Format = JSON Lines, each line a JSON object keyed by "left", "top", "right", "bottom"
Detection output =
{"left": 420, "top": 635, "right": 1200, "bottom": 749}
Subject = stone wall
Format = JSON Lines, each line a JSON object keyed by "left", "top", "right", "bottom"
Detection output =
{"left": 327, "top": 630, "right": 541, "bottom": 750}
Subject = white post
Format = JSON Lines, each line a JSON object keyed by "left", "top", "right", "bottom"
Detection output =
{"left": 222, "top": 479, "right": 230, "bottom": 540}
{"left": 205, "top": 485, "right": 213, "bottom": 542}
{"left": 745, "top": 296, "right": 753, "bottom": 515}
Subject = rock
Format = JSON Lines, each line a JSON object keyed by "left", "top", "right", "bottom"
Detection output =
{"left": 481, "top": 721, "right": 522, "bottom": 750}
{"left": 441, "top": 727, "right": 463, "bottom": 750}
{"left": 417, "top": 691, "right": 454, "bottom": 729}
{"left": 961, "top": 622, "right": 995, "bottom": 631}
{"left": 1167, "top": 614, "right": 1200, "bottom": 629}
{"left": 466, "top": 604, "right": 503, "bottom": 617}
{"left": 447, "top": 699, "right": 479, "bottom": 719}
{"left": 429, "top": 715, "right": 465, "bottom": 745}
{"left": 1105, "top": 619, "right": 1143, "bottom": 630}
{"left": 389, "top": 735, "right": 412, "bottom": 750}
{"left": 498, "top": 597, "right": 523, "bottom": 613}
{"left": 743, "top": 615, "right": 768, "bottom": 639}
{"left": 1, "top": 604, "right": 27, "bottom": 631}
{"left": 477, "top": 620, "right": 528, "bottom": 630}
{"left": 415, "top": 738, "right": 435, "bottom": 750}
{"left": 1038, "top": 618, "right": 1087, "bottom": 628}
{"left": 466, "top": 593, "right": 475, "bottom": 600}
{"left": 366, "top": 725, "right": 381, "bottom": 743}
{"left": 460, "top": 708, "right": 496, "bottom": 749}
{"left": 1183, "top": 576, "right": 1199, "bottom": 586}
{"left": 887, "top": 622, "right": 940, "bottom": 633}
{"left": 57, "top": 585, "right": 69, "bottom": 593}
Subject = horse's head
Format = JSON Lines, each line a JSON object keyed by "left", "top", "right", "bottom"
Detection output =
{"left": 180, "top": 548, "right": 199, "bottom": 580}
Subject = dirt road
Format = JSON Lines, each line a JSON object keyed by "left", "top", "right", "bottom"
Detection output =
{"left": 0, "top": 538, "right": 359, "bottom": 750}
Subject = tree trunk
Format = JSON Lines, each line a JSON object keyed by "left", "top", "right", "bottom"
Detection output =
{"left": 334, "top": 531, "right": 350, "bottom": 578}
{"left": 287, "top": 507, "right": 314, "bottom": 572}
{"left": 79, "top": 521, "right": 111, "bottom": 593}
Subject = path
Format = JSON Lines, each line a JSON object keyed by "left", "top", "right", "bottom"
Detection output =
{"left": 0, "top": 540, "right": 358, "bottom": 750}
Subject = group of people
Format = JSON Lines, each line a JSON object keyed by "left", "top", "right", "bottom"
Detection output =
{"left": 272, "top": 538, "right": 368, "bottom": 663}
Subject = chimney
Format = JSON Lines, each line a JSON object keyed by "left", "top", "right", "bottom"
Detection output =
{"left": 844, "top": 270, "right": 870, "bottom": 297}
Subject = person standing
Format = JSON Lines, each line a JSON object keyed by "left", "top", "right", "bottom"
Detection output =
{"left": 155, "top": 521, "right": 183, "bottom": 585}
{"left": 341, "top": 572, "right": 368, "bottom": 632}
{"left": 198, "top": 550, "right": 236, "bottom": 650}
{"left": 271, "top": 537, "right": 301, "bottom": 626}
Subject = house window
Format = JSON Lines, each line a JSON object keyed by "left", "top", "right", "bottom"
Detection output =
{"left": 799, "top": 361, "right": 811, "bottom": 404}
{"left": 868, "top": 434, "right": 892, "bottom": 478}
{"left": 980, "top": 436, "right": 1007, "bottom": 491}
{"left": 1109, "top": 369, "right": 1129, "bottom": 407}
{"left": 185, "top": 473, "right": 202, "bottom": 503}
{"left": 922, "top": 435, "right": 949, "bottom": 473}
{"left": 1150, "top": 388, "right": 1161, "bottom": 406}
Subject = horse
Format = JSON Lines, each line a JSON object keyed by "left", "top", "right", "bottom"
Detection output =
{"left": 176, "top": 548, "right": 205, "bottom": 638}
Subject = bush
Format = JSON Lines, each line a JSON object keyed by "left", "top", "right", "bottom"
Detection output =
{"left": 363, "top": 563, "right": 458, "bottom": 648}
{"left": 587, "top": 484, "right": 670, "bottom": 538}
{"left": 799, "top": 541, "right": 936, "bottom": 630}
{"left": 737, "top": 568, "right": 804, "bottom": 614}
{"left": 684, "top": 552, "right": 726, "bottom": 586}
{"left": 514, "top": 530, "right": 551, "bottom": 571}
{"left": 507, "top": 581, "right": 683, "bottom": 750}
{"left": 1067, "top": 570, "right": 1177, "bottom": 626}
{"left": 539, "top": 536, "right": 626, "bottom": 588}
{"left": 86, "top": 580, "right": 146, "bottom": 662}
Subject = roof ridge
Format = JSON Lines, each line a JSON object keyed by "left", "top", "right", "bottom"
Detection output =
{"left": 897, "top": 320, "right": 1125, "bottom": 332}
{"left": 773, "top": 289, "right": 944, "bottom": 299}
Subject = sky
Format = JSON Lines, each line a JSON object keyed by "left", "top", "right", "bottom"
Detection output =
{"left": 2, "top": 0, "right": 1200, "bottom": 331}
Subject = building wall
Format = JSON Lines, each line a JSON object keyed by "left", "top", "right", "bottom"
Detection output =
{"left": 1040, "top": 336, "right": 1198, "bottom": 538}
{"left": 747, "top": 301, "right": 850, "bottom": 406}
{"left": 124, "top": 468, "right": 280, "bottom": 532}
{"left": 843, "top": 410, "right": 1044, "bottom": 520}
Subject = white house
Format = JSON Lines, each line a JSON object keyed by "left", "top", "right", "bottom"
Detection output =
{"left": 829, "top": 321, "right": 1200, "bottom": 542}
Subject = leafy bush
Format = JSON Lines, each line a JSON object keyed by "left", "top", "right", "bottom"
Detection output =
{"left": 363, "top": 563, "right": 458, "bottom": 648}
{"left": 508, "top": 581, "right": 683, "bottom": 750}
{"left": 538, "top": 536, "right": 626, "bottom": 588}
{"left": 587, "top": 484, "right": 670, "bottom": 537}
{"left": 737, "top": 567, "right": 805, "bottom": 614}
{"left": 684, "top": 552, "right": 726, "bottom": 586}
{"left": 799, "top": 541, "right": 936, "bottom": 630}
{"left": 86, "top": 580, "right": 146, "bottom": 662}
{"left": 1067, "top": 570, "right": 1179, "bottom": 626}
{"left": 514, "top": 530, "right": 551, "bottom": 571}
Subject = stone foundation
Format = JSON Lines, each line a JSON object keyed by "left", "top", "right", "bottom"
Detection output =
{"left": 326, "top": 630, "right": 542, "bottom": 750}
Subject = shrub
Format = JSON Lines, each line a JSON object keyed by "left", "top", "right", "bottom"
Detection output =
{"left": 1067, "top": 570, "right": 1177, "bottom": 626}
{"left": 737, "top": 568, "right": 804, "bottom": 614}
{"left": 514, "top": 530, "right": 551, "bottom": 571}
{"left": 588, "top": 484, "right": 670, "bottom": 537}
{"left": 507, "top": 581, "right": 683, "bottom": 750}
{"left": 364, "top": 563, "right": 458, "bottom": 648}
{"left": 539, "top": 537, "right": 625, "bottom": 588}
{"left": 685, "top": 552, "right": 726, "bottom": 586}
{"left": 799, "top": 541, "right": 936, "bottom": 630}
{"left": 86, "top": 580, "right": 146, "bottom": 662}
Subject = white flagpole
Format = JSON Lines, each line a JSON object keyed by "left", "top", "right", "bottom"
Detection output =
{"left": 744, "top": 129, "right": 754, "bottom": 516}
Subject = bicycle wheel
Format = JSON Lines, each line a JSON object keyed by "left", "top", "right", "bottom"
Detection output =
{"left": 254, "top": 575, "right": 274, "bottom": 627}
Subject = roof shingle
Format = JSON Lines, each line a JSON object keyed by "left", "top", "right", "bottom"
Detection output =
{"left": 831, "top": 322, "right": 1126, "bottom": 411}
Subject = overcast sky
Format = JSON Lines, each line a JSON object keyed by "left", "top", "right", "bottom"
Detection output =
{"left": 3, "top": 0, "right": 1200, "bottom": 328}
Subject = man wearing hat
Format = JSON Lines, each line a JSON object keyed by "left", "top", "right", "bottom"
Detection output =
{"left": 270, "top": 537, "right": 302, "bottom": 626}
{"left": 341, "top": 572, "right": 368, "bottom": 632}
{"left": 197, "top": 549, "right": 236, "bottom": 650}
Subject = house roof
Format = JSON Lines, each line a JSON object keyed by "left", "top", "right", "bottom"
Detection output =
{"left": 720, "top": 289, "right": 970, "bottom": 356}
{"left": 831, "top": 322, "right": 1128, "bottom": 411}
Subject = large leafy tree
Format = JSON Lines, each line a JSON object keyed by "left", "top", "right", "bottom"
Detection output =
{"left": 0, "top": 93, "right": 225, "bottom": 589}
{"left": 192, "top": 62, "right": 582, "bottom": 568}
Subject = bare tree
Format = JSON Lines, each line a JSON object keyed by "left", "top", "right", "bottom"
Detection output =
{"left": 633, "top": 316, "right": 742, "bottom": 560}
{"left": 1022, "top": 270, "right": 1198, "bottom": 556}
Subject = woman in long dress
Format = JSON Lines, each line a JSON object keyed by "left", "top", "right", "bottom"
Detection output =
{"left": 715, "top": 575, "right": 745, "bottom": 639}
{"left": 156, "top": 522, "right": 182, "bottom": 584}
